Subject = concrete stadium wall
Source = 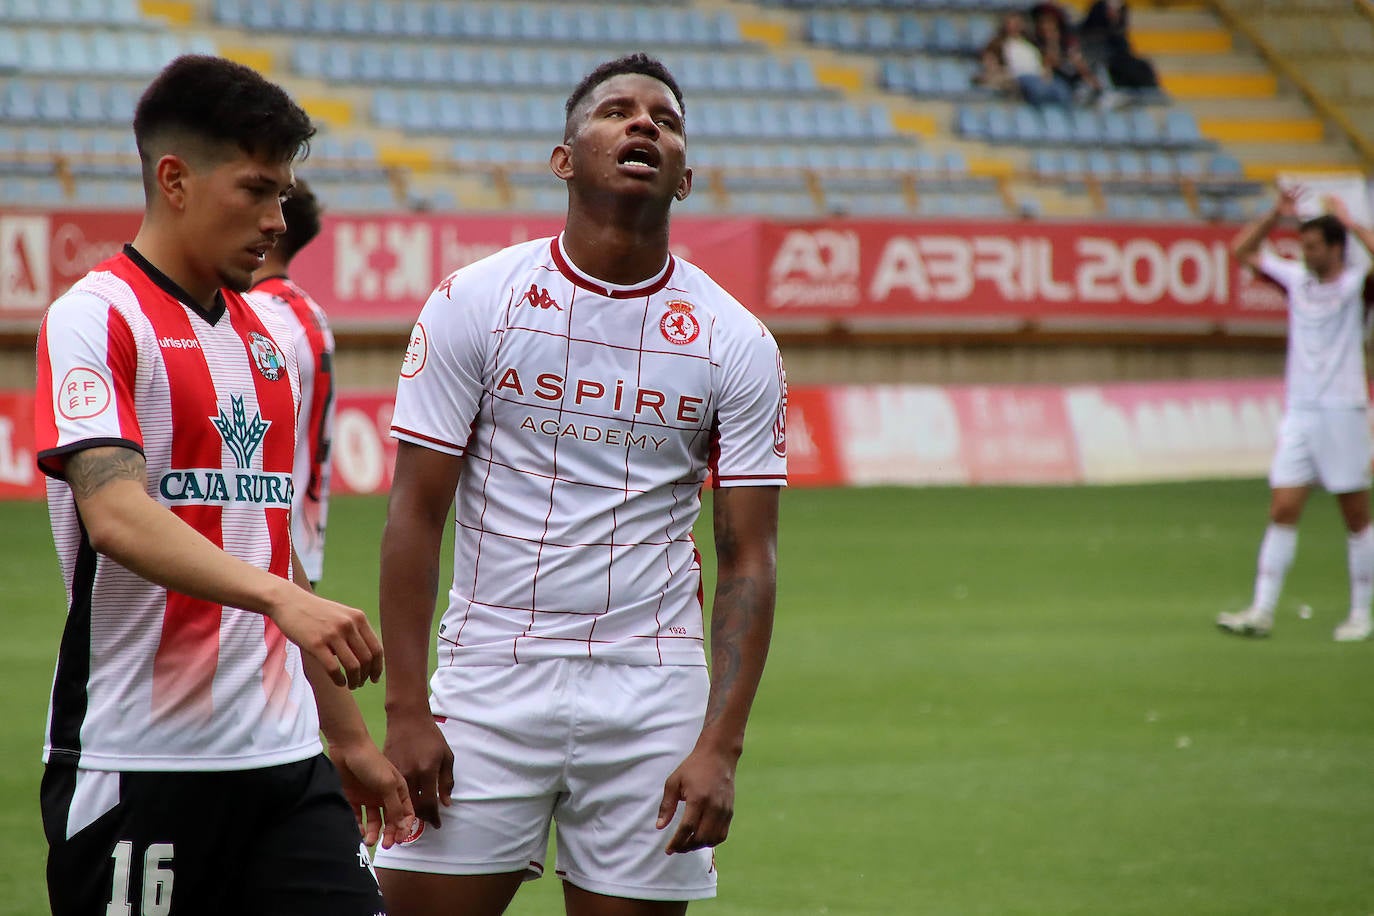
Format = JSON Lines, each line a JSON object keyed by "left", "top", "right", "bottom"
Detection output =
{"left": 0, "top": 337, "right": 1287, "bottom": 391}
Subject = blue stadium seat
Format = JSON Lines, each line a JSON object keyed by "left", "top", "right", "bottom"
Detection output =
{"left": 1116, "top": 151, "right": 1145, "bottom": 182}
{"left": 1163, "top": 109, "right": 1203, "bottom": 148}
{"left": 1012, "top": 106, "right": 1042, "bottom": 143}
{"left": 985, "top": 106, "right": 1015, "bottom": 143}
{"left": 1161, "top": 197, "right": 1193, "bottom": 221}
{"left": 1146, "top": 151, "right": 1175, "bottom": 183}
{"left": 1070, "top": 109, "right": 1103, "bottom": 145}
{"left": 5, "top": 81, "right": 39, "bottom": 121}
{"left": 955, "top": 105, "right": 985, "bottom": 140}
{"left": 1175, "top": 152, "right": 1204, "bottom": 179}
{"left": 930, "top": 16, "right": 962, "bottom": 53}
{"left": 37, "top": 82, "right": 73, "bottom": 122}
{"left": 1102, "top": 112, "right": 1132, "bottom": 146}
{"left": 1086, "top": 149, "right": 1113, "bottom": 179}
{"left": 1041, "top": 106, "right": 1072, "bottom": 143}
{"left": 1127, "top": 108, "right": 1160, "bottom": 145}
{"left": 896, "top": 15, "right": 925, "bottom": 50}
{"left": 1031, "top": 149, "right": 1061, "bottom": 178}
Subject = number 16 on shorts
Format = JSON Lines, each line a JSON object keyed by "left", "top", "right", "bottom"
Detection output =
{"left": 107, "top": 840, "right": 174, "bottom": 916}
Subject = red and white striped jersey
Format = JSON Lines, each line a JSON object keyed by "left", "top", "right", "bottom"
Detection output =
{"left": 391, "top": 236, "right": 787, "bottom": 668}
{"left": 35, "top": 246, "right": 321, "bottom": 772}
{"left": 247, "top": 276, "right": 336, "bottom": 583}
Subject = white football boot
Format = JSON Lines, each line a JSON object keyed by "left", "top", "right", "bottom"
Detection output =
{"left": 1333, "top": 613, "right": 1372, "bottom": 642}
{"left": 1216, "top": 606, "right": 1273, "bottom": 638}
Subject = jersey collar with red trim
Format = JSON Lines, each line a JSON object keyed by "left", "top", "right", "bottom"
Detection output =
{"left": 550, "top": 235, "right": 674, "bottom": 300}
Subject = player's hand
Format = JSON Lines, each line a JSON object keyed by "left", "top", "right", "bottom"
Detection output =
{"left": 656, "top": 746, "right": 737, "bottom": 854}
{"left": 1325, "top": 194, "right": 1353, "bottom": 226}
{"left": 383, "top": 711, "right": 454, "bottom": 829}
{"left": 1275, "top": 184, "right": 1302, "bottom": 218}
{"left": 332, "top": 739, "right": 417, "bottom": 850}
{"left": 270, "top": 591, "right": 383, "bottom": 689}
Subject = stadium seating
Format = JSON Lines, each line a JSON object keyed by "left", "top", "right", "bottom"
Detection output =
{"left": 0, "top": 0, "right": 1339, "bottom": 218}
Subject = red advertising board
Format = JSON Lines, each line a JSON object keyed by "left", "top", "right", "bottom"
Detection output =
{"left": 0, "top": 390, "right": 40, "bottom": 498}
{"left": 0, "top": 378, "right": 1310, "bottom": 499}
{"left": 758, "top": 220, "right": 1289, "bottom": 325}
{"left": 2, "top": 208, "right": 1288, "bottom": 330}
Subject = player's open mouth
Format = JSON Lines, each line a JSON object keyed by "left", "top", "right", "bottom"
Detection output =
{"left": 616, "top": 143, "right": 661, "bottom": 176}
{"left": 245, "top": 242, "right": 273, "bottom": 263}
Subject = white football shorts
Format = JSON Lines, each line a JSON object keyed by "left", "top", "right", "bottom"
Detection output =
{"left": 1269, "top": 407, "right": 1372, "bottom": 493}
{"left": 372, "top": 658, "right": 717, "bottom": 902}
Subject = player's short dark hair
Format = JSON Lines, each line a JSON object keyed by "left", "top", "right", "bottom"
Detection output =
{"left": 1300, "top": 213, "right": 1347, "bottom": 250}
{"left": 563, "top": 53, "right": 684, "bottom": 137}
{"left": 134, "top": 55, "right": 314, "bottom": 185}
{"left": 277, "top": 178, "right": 322, "bottom": 262}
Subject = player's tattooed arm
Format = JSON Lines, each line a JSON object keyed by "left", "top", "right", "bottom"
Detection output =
{"left": 65, "top": 446, "right": 147, "bottom": 500}
{"left": 658, "top": 485, "right": 779, "bottom": 854}
{"left": 701, "top": 485, "right": 780, "bottom": 748}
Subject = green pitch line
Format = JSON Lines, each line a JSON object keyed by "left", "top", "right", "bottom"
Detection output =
{"left": 2, "top": 483, "right": 1369, "bottom": 915}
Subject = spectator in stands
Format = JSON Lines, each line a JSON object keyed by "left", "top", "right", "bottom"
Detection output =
{"left": 975, "top": 12, "right": 1074, "bottom": 107}
{"left": 1079, "top": 0, "right": 1160, "bottom": 91}
{"left": 1031, "top": 3, "right": 1102, "bottom": 103}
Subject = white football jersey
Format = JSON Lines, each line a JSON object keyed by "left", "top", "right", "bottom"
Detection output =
{"left": 1259, "top": 249, "right": 1371, "bottom": 409}
{"left": 391, "top": 236, "right": 787, "bottom": 667}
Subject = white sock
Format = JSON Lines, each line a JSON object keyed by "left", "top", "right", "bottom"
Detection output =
{"left": 1252, "top": 524, "right": 1297, "bottom": 615}
{"left": 1347, "top": 526, "right": 1374, "bottom": 621}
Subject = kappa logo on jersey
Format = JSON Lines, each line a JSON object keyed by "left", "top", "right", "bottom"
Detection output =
{"left": 518, "top": 284, "right": 561, "bottom": 310}
{"left": 157, "top": 395, "right": 293, "bottom": 507}
{"left": 660, "top": 300, "right": 700, "bottom": 345}
{"left": 57, "top": 367, "right": 112, "bottom": 420}
{"left": 249, "top": 331, "right": 286, "bottom": 381}
{"left": 401, "top": 322, "right": 428, "bottom": 378}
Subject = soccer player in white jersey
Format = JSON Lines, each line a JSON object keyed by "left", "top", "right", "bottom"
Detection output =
{"left": 250, "top": 179, "right": 337, "bottom": 586}
{"left": 34, "top": 57, "right": 410, "bottom": 914}
{"left": 1218, "top": 186, "right": 1374, "bottom": 642}
{"left": 373, "top": 53, "right": 786, "bottom": 916}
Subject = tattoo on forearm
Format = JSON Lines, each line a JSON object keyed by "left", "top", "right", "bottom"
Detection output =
{"left": 66, "top": 449, "right": 147, "bottom": 501}
{"left": 704, "top": 576, "right": 757, "bottom": 729}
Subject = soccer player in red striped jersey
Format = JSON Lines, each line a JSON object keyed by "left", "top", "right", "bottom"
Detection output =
{"left": 375, "top": 54, "right": 785, "bottom": 916}
{"left": 34, "top": 56, "right": 411, "bottom": 915}
{"left": 249, "top": 179, "right": 336, "bottom": 586}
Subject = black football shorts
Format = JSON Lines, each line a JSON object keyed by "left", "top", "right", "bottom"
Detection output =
{"left": 42, "top": 753, "right": 386, "bottom": 915}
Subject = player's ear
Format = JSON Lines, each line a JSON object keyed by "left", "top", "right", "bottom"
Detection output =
{"left": 550, "top": 144, "right": 574, "bottom": 181}
{"left": 674, "top": 167, "right": 693, "bottom": 202}
{"left": 154, "top": 153, "right": 192, "bottom": 212}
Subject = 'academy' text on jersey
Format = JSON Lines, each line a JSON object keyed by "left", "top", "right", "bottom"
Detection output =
{"left": 391, "top": 235, "right": 787, "bottom": 668}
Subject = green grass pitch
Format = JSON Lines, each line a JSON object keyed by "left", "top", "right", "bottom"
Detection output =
{"left": 3, "top": 482, "right": 1373, "bottom": 914}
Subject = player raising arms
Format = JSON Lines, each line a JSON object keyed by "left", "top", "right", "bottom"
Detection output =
{"left": 34, "top": 56, "right": 410, "bottom": 915}
{"left": 374, "top": 53, "right": 786, "bottom": 915}
{"left": 250, "top": 179, "right": 337, "bottom": 587}
{"left": 1218, "top": 186, "right": 1374, "bottom": 642}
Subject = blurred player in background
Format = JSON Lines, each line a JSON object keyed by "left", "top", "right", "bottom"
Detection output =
{"left": 250, "top": 179, "right": 336, "bottom": 587}
{"left": 1218, "top": 186, "right": 1374, "bottom": 642}
{"left": 33, "top": 56, "right": 409, "bottom": 914}
{"left": 373, "top": 53, "right": 786, "bottom": 916}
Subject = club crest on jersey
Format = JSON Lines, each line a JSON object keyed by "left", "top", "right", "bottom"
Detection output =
{"left": 398, "top": 819, "right": 425, "bottom": 846}
{"left": 249, "top": 331, "right": 286, "bottom": 381}
{"left": 660, "top": 300, "right": 700, "bottom": 345}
